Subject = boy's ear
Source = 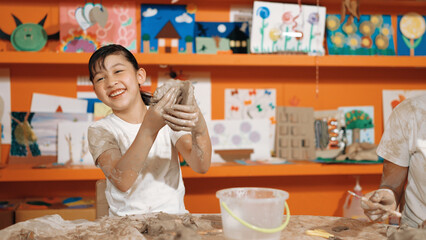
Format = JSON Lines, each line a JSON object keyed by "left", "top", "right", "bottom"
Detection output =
{"left": 137, "top": 68, "right": 147, "bottom": 85}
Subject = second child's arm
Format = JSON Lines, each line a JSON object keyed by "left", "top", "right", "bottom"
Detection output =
{"left": 96, "top": 87, "right": 180, "bottom": 192}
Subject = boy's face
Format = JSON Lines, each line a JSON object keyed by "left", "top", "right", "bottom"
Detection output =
{"left": 92, "top": 54, "right": 146, "bottom": 112}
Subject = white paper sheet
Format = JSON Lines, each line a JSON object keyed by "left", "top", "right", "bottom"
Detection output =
{"left": 207, "top": 119, "right": 270, "bottom": 163}
{"left": 57, "top": 122, "right": 94, "bottom": 165}
{"left": 0, "top": 69, "right": 11, "bottom": 144}
{"left": 31, "top": 93, "right": 88, "bottom": 113}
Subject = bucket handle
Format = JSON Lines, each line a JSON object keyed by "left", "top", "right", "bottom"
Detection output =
{"left": 221, "top": 201, "right": 291, "bottom": 234}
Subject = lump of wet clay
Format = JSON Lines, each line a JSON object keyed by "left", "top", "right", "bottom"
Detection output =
{"left": 151, "top": 79, "right": 194, "bottom": 106}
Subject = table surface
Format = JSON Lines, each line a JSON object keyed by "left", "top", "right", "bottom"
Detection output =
{"left": 0, "top": 213, "right": 391, "bottom": 240}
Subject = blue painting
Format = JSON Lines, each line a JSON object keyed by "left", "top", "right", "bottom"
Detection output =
{"left": 397, "top": 13, "right": 426, "bottom": 56}
{"left": 141, "top": 4, "right": 196, "bottom": 53}
{"left": 195, "top": 22, "right": 249, "bottom": 54}
{"left": 326, "top": 14, "right": 395, "bottom": 55}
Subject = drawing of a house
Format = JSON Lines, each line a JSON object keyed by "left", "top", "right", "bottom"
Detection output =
{"left": 227, "top": 24, "right": 249, "bottom": 53}
{"left": 156, "top": 21, "right": 181, "bottom": 54}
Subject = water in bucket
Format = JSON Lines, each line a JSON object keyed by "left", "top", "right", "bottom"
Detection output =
{"left": 216, "top": 187, "right": 289, "bottom": 240}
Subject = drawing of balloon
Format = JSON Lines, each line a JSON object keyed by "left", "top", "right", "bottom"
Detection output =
{"left": 400, "top": 12, "right": 426, "bottom": 56}
{"left": 256, "top": 6, "right": 270, "bottom": 52}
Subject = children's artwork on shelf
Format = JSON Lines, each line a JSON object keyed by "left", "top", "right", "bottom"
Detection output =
{"left": 141, "top": 4, "right": 196, "bottom": 53}
{"left": 207, "top": 119, "right": 270, "bottom": 163}
{"left": 225, "top": 88, "right": 276, "bottom": 155}
{"left": 94, "top": 102, "right": 112, "bottom": 121}
{"left": 230, "top": 5, "right": 253, "bottom": 33}
{"left": 59, "top": 1, "right": 136, "bottom": 52}
{"left": 326, "top": 14, "right": 396, "bottom": 55}
{"left": 275, "top": 106, "right": 316, "bottom": 160}
{"left": 158, "top": 71, "right": 211, "bottom": 120}
{"left": 251, "top": 1, "right": 326, "bottom": 55}
{"left": 0, "top": 3, "right": 59, "bottom": 52}
{"left": 382, "top": 90, "right": 426, "bottom": 124}
{"left": 58, "top": 122, "right": 93, "bottom": 165}
{"left": 314, "top": 110, "right": 345, "bottom": 159}
{"left": 338, "top": 106, "right": 374, "bottom": 145}
{"left": 397, "top": 13, "right": 426, "bottom": 56}
{"left": 31, "top": 93, "right": 88, "bottom": 114}
{"left": 9, "top": 112, "right": 90, "bottom": 165}
{"left": 77, "top": 75, "right": 100, "bottom": 114}
{"left": 195, "top": 22, "right": 250, "bottom": 54}
{"left": 0, "top": 69, "right": 11, "bottom": 144}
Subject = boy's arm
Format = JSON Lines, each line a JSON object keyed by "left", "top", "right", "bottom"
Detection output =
{"left": 175, "top": 112, "right": 211, "bottom": 174}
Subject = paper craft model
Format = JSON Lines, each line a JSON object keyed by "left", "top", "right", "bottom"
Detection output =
{"left": 0, "top": 14, "right": 59, "bottom": 51}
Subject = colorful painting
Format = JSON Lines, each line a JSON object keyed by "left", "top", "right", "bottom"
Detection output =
{"left": 195, "top": 22, "right": 249, "bottom": 54}
{"left": 382, "top": 90, "right": 426, "bottom": 124}
{"left": 58, "top": 122, "right": 93, "bottom": 165}
{"left": 225, "top": 88, "right": 276, "bottom": 155}
{"left": 338, "top": 106, "right": 374, "bottom": 145}
{"left": 251, "top": 1, "right": 326, "bottom": 55}
{"left": 0, "top": 69, "right": 11, "bottom": 144}
{"left": 207, "top": 119, "right": 270, "bottom": 163}
{"left": 397, "top": 13, "right": 426, "bottom": 56}
{"left": 141, "top": 4, "right": 196, "bottom": 53}
{"left": 59, "top": 1, "right": 136, "bottom": 52}
{"left": 326, "top": 14, "right": 395, "bottom": 55}
{"left": 10, "top": 112, "right": 90, "bottom": 160}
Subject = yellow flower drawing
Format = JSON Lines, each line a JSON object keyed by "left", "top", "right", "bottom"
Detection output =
{"left": 400, "top": 12, "right": 426, "bottom": 39}
{"left": 360, "top": 21, "right": 375, "bottom": 36}
{"left": 269, "top": 28, "right": 281, "bottom": 42}
{"left": 326, "top": 15, "right": 340, "bottom": 31}
{"left": 347, "top": 35, "right": 361, "bottom": 50}
{"left": 342, "top": 22, "right": 357, "bottom": 35}
{"left": 370, "top": 15, "right": 383, "bottom": 28}
{"left": 332, "top": 32, "right": 345, "bottom": 47}
{"left": 375, "top": 34, "right": 389, "bottom": 49}
{"left": 381, "top": 24, "right": 392, "bottom": 36}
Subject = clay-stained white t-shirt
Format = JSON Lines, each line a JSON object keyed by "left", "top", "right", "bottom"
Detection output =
{"left": 377, "top": 94, "right": 426, "bottom": 227}
{"left": 88, "top": 113, "right": 190, "bottom": 216}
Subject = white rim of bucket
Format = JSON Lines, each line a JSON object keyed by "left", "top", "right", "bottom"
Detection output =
{"left": 216, "top": 187, "right": 289, "bottom": 202}
{"left": 216, "top": 187, "right": 291, "bottom": 234}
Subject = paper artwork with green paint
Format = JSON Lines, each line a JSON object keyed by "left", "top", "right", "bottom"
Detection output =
{"left": 250, "top": 1, "right": 326, "bottom": 55}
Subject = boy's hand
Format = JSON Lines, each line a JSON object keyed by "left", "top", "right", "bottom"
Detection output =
{"left": 361, "top": 189, "right": 397, "bottom": 222}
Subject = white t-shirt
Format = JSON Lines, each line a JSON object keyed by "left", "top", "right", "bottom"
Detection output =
{"left": 88, "top": 113, "right": 189, "bottom": 216}
{"left": 377, "top": 94, "right": 426, "bottom": 227}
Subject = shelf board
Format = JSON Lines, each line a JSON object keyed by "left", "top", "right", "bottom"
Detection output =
{"left": 0, "top": 52, "right": 425, "bottom": 68}
{"left": 0, "top": 161, "right": 382, "bottom": 182}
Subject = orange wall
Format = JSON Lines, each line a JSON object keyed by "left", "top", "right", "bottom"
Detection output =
{"left": 1, "top": 0, "right": 426, "bottom": 217}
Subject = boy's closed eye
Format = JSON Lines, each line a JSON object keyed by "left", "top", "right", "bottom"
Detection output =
{"left": 114, "top": 70, "right": 123, "bottom": 74}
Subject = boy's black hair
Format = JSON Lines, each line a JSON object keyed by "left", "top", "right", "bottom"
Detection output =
{"left": 88, "top": 44, "right": 151, "bottom": 105}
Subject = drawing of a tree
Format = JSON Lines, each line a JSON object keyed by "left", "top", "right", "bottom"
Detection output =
{"left": 345, "top": 110, "right": 374, "bottom": 144}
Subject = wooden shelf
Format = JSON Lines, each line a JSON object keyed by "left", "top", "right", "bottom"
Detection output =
{"left": 0, "top": 52, "right": 425, "bottom": 68}
{"left": 0, "top": 161, "right": 383, "bottom": 182}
